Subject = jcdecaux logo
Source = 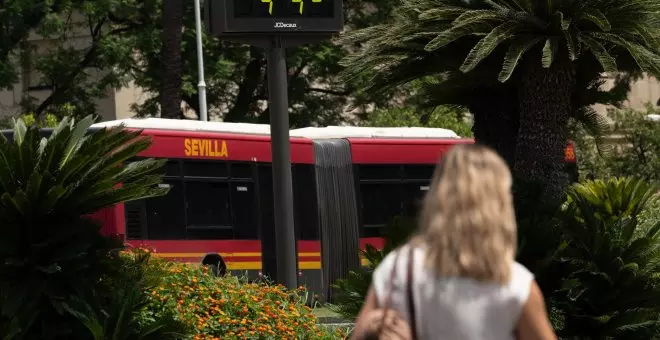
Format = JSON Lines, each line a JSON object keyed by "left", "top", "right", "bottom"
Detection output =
{"left": 274, "top": 22, "right": 297, "bottom": 28}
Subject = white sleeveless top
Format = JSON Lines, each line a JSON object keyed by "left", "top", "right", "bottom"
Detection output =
{"left": 372, "top": 244, "right": 534, "bottom": 340}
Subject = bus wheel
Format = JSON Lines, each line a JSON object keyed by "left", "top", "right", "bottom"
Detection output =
{"left": 201, "top": 253, "right": 227, "bottom": 277}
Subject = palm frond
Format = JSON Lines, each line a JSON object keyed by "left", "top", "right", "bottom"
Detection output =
{"left": 572, "top": 106, "right": 611, "bottom": 154}
{"left": 590, "top": 32, "right": 660, "bottom": 76}
{"left": 578, "top": 35, "right": 618, "bottom": 73}
{"left": 542, "top": 37, "right": 559, "bottom": 68}
{"left": 580, "top": 9, "right": 612, "bottom": 32}
{"left": 460, "top": 21, "right": 521, "bottom": 73}
{"left": 425, "top": 21, "right": 489, "bottom": 51}
{"left": 498, "top": 36, "right": 544, "bottom": 82}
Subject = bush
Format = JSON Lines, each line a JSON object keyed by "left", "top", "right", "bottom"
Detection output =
{"left": 137, "top": 251, "right": 346, "bottom": 339}
{"left": 0, "top": 116, "right": 170, "bottom": 339}
{"left": 0, "top": 113, "right": 60, "bottom": 129}
{"left": 68, "top": 249, "right": 187, "bottom": 339}
{"left": 639, "top": 194, "right": 660, "bottom": 236}
{"left": 572, "top": 105, "right": 660, "bottom": 182}
{"left": 552, "top": 177, "right": 660, "bottom": 339}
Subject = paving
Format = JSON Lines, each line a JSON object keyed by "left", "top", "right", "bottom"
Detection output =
{"left": 313, "top": 307, "right": 354, "bottom": 331}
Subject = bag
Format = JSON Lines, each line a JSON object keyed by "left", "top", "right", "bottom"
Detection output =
{"left": 368, "top": 245, "right": 418, "bottom": 340}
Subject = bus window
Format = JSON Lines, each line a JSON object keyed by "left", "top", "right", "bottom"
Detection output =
{"left": 360, "top": 182, "right": 402, "bottom": 237}
{"left": 358, "top": 165, "right": 401, "bottom": 180}
{"left": 403, "top": 165, "right": 435, "bottom": 180}
{"left": 184, "top": 160, "right": 228, "bottom": 178}
{"left": 293, "top": 165, "right": 320, "bottom": 240}
{"left": 257, "top": 165, "right": 277, "bottom": 280}
{"left": 184, "top": 181, "right": 233, "bottom": 239}
{"left": 403, "top": 182, "right": 428, "bottom": 217}
{"left": 230, "top": 162, "right": 253, "bottom": 179}
{"left": 565, "top": 162, "right": 579, "bottom": 183}
{"left": 356, "top": 164, "right": 407, "bottom": 237}
{"left": 231, "top": 182, "right": 258, "bottom": 239}
{"left": 145, "top": 180, "right": 186, "bottom": 239}
{"left": 125, "top": 200, "right": 147, "bottom": 240}
{"left": 164, "top": 160, "right": 182, "bottom": 177}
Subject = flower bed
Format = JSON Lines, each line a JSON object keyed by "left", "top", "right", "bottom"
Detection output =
{"left": 133, "top": 250, "right": 346, "bottom": 339}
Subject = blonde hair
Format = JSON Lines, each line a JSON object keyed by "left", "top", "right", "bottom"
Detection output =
{"left": 418, "top": 144, "right": 517, "bottom": 284}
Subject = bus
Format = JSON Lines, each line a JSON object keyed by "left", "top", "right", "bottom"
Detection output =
{"left": 2, "top": 118, "right": 578, "bottom": 299}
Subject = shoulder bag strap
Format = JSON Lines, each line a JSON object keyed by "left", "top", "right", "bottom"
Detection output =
{"left": 376, "top": 247, "right": 403, "bottom": 335}
{"left": 381, "top": 248, "right": 402, "bottom": 309}
{"left": 406, "top": 246, "right": 418, "bottom": 340}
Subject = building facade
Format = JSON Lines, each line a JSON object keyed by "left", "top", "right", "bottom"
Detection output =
{"left": 0, "top": 12, "right": 145, "bottom": 122}
{"left": 593, "top": 75, "right": 660, "bottom": 116}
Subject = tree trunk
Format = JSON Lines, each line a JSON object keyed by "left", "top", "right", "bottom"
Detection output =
{"left": 515, "top": 57, "right": 574, "bottom": 205}
{"left": 469, "top": 87, "right": 519, "bottom": 168}
{"left": 224, "top": 47, "right": 265, "bottom": 122}
{"left": 160, "top": 0, "right": 184, "bottom": 119}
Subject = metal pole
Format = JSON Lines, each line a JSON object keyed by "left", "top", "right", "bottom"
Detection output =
{"left": 194, "top": 0, "right": 208, "bottom": 121}
{"left": 267, "top": 38, "right": 297, "bottom": 289}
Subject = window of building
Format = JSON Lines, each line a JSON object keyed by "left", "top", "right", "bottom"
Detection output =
{"left": 22, "top": 41, "right": 56, "bottom": 91}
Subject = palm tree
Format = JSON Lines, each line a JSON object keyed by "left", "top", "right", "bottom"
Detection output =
{"left": 341, "top": 0, "right": 660, "bottom": 202}
{"left": 340, "top": 8, "right": 523, "bottom": 166}
{"left": 160, "top": 0, "right": 184, "bottom": 119}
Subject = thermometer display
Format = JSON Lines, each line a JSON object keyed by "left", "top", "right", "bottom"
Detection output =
{"left": 233, "top": 0, "right": 334, "bottom": 18}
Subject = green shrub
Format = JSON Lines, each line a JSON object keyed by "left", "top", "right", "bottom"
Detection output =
{"left": 0, "top": 116, "right": 171, "bottom": 339}
{"left": 639, "top": 195, "right": 660, "bottom": 236}
{"left": 572, "top": 105, "right": 660, "bottom": 182}
{"left": 553, "top": 177, "right": 660, "bottom": 339}
{"left": 67, "top": 249, "right": 187, "bottom": 339}
{"left": 136, "top": 249, "right": 346, "bottom": 339}
{"left": 0, "top": 113, "right": 59, "bottom": 129}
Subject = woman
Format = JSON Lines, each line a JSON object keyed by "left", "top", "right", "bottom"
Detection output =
{"left": 352, "top": 144, "right": 557, "bottom": 340}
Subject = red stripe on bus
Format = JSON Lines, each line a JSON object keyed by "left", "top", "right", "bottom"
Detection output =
{"left": 134, "top": 129, "right": 316, "bottom": 164}
{"left": 127, "top": 238, "right": 384, "bottom": 254}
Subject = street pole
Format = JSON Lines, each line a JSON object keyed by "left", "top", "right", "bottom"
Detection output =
{"left": 194, "top": 0, "right": 208, "bottom": 121}
{"left": 267, "top": 37, "right": 297, "bottom": 289}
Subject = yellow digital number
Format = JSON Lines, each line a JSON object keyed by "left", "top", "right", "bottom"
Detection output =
{"left": 292, "top": 0, "right": 303, "bottom": 14}
{"left": 261, "top": 0, "right": 273, "bottom": 15}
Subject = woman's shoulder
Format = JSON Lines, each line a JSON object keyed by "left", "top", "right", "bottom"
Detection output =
{"left": 371, "top": 245, "right": 418, "bottom": 296}
{"left": 373, "top": 245, "right": 409, "bottom": 276}
{"left": 508, "top": 261, "right": 535, "bottom": 301}
{"left": 511, "top": 261, "right": 534, "bottom": 282}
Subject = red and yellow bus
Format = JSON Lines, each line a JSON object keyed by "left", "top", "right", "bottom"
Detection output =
{"left": 2, "top": 118, "right": 578, "bottom": 299}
